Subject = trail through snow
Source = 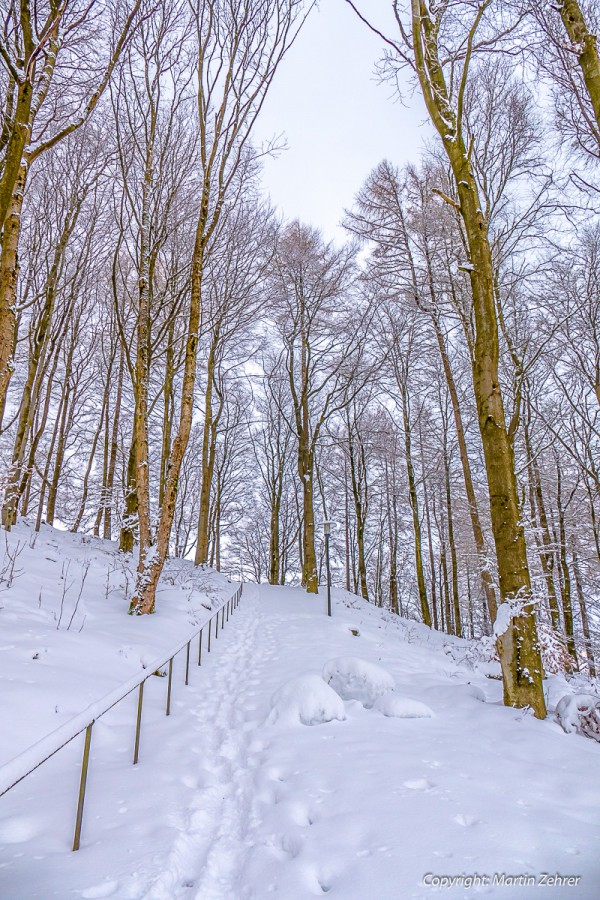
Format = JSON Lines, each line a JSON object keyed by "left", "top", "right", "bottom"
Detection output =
{"left": 2, "top": 579, "right": 600, "bottom": 899}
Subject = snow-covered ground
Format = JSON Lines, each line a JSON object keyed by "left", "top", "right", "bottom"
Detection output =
{"left": 1, "top": 524, "right": 599, "bottom": 899}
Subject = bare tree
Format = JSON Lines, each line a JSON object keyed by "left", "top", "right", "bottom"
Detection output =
{"left": 129, "top": 0, "right": 312, "bottom": 614}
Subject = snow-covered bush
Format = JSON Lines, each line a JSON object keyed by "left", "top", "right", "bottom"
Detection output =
{"left": 555, "top": 693, "right": 600, "bottom": 742}
{"left": 322, "top": 657, "right": 394, "bottom": 708}
{"left": 267, "top": 673, "right": 346, "bottom": 727}
{"left": 451, "top": 620, "right": 575, "bottom": 679}
{"left": 374, "top": 694, "right": 434, "bottom": 718}
{"left": 537, "top": 622, "right": 576, "bottom": 675}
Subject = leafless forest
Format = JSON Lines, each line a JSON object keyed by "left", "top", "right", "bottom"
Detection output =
{"left": 1, "top": 0, "right": 599, "bottom": 716}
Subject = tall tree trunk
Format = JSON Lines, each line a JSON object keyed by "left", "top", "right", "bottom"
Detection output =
{"left": 195, "top": 339, "right": 220, "bottom": 566}
{"left": 347, "top": 418, "right": 369, "bottom": 602}
{"left": 120, "top": 437, "right": 137, "bottom": 553}
{"left": 556, "top": 459, "right": 578, "bottom": 668}
{"left": 431, "top": 317, "right": 496, "bottom": 620}
{"left": 420, "top": 432, "right": 439, "bottom": 630}
{"left": 401, "top": 380, "right": 431, "bottom": 625}
{"left": 344, "top": 453, "right": 351, "bottom": 592}
{"left": 71, "top": 375, "right": 110, "bottom": 532}
{"left": 131, "top": 129, "right": 155, "bottom": 597}
{"left": 409, "top": 0, "right": 546, "bottom": 716}
{"left": 0, "top": 165, "right": 25, "bottom": 425}
{"left": 572, "top": 546, "right": 596, "bottom": 677}
{"left": 524, "top": 413, "right": 561, "bottom": 630}
{"left": 299, "top": 440, "right": 318, "bottom": 593}
{"left": 385, "top": 461, "right": 399, "bottom": 615}
{"left": 46, "top": 363, "right": 77, "bottom": 527}
{"left": 558, "top": 0, "right": 600, "bottom": 133}
{"left": 159, "top": 319, "right": 176, "bottom": 510}
{"left": 104, "top": 348, "right": 124, "bottom": 540}
{"left": 444, "top": 444, "right": 462, "bottom": 637}
{"left": 269, "top": 461, "right": 283, "bottom": 584}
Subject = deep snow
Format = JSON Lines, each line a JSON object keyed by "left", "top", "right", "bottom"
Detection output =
{"left": 1, "top": 524, "right": 599, "bottom": 899}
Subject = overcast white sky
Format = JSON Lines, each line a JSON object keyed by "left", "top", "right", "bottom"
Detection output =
{"left": 254, "top": 0, "right": 432, "bottom": 243}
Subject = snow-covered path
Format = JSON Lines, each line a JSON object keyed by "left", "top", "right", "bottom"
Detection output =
{"left": 2, "top": 581, "right": 600, "bottom": 899}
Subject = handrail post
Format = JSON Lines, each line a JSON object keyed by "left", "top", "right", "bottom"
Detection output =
{"left": 133, "top": 681, "right": 144, "bottom": 765}
{"left": 226, "top": 599, "right": 230, "bottom": 622}
{"left": 198, "top": 628, "right": 203, "bottom": 665}
{"left": 207, "top": 617, "right": 211, "bottom": 652}
{"left": 215, "top": 612, "right": 219, "bottom": 639}
{"left": 185, "top": 641, "right": 190, "bottom": 686}
{"left": 166, "top": 657, "right": 173, "bottom": 716}
{"left": 221, "top": 605, "right": 225, "bottom": 629}
{"left": 73, "top": 723, "right": 93, "bottom": 851}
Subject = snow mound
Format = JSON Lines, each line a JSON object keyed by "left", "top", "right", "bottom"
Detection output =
{"left": 322, "top": 657, "right": 394, "bottom": 708}
{"left": 555, "top": 693, "right": 600, "bottom": 742}
{"left": 374, "top": 693, "right": 434, "bottom": 719}
{"left": 267, "top": 673, "right": 346, "bottom": 727}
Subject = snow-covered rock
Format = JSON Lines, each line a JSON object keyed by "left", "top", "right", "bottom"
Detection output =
{"left": 555, "top": 692, "right": 600, "bottom": 742}
{"left": 267, "top": 673, "right": 346, "bottom": 727}
{"left": 374, "top": 693, "right": 434, "bottom": 719}
{"left": 322, "top": 656, "right": 394, "bottom": 708}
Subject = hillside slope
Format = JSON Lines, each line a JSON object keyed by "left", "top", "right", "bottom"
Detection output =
{"left": 0, "top": 525, "right": 599, "bottom": 899}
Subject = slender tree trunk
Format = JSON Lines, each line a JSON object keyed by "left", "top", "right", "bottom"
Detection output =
{"left": 104, "top": 348, "right": 124, "bottom": 540}
{"left": 440, "top": 537, "right": 452, "bottom": 634}
{"left": 432, "top": 318, "right": 496, "bottom": 620}
{"left": 385, "top": 461, "right": 399, "bottom": 614}
{"left": 401, "top": 381, "right": 431, "bottom": 625}
{"left": 129, "top": 184, "right": 216, "bottom": 612}
{"left": 36, "top": 376, "right": 68, "bottom": 532}
{"left": 120, "top": 438, "right": 137, "bottom": 553}
{"left": 347, "top": 419, "right": 369, "bottom": 602}
{"left": 344, "top": 453, "right": 351, "bottom": 592}
{"left": 131, "top": 131, "right": 155, "bottom": 596}
{"left": 195, "top": 340, "right": 219, "bottom": 565}
{"left": 556, "top": 460, "right": 578, "bottom": 668}
{"left": 572, "top": 546, "right": 596, "bottom": 677}
{"left": 46, "top": 366, "right": 77, "bottom": 527}
{"left": 93, "top": 404, "right": 110, "bottom": 538}
{"left": 159, "top": 320, "right": 176, "bottom": 510}
{"left": 269, "top": 464, "right": 283, "bottom": 584}
{"left": 299, "top": 442, "right": 318, "bottom": 593}
{"left": 71, "top": 375, "right": 110, "bottom": 532}
{"left": 420, "top": 433, "right": 438, "bottom": 630}
{"left": 444, "top": 444, "right": 462, "bottom": 637}
{"left": 523, "top": 411, "right": 562, "bottom": 630}
{"left": 0, "top": 165, "right": 25, "bottom": 424}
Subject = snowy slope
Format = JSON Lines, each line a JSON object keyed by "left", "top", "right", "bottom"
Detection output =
{"left": 1, "top": 526, "right": 599, "bottom": 899}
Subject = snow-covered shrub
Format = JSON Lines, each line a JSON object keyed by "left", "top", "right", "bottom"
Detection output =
{"left": 537, "top": 621, "right": 576, "bottom": 675}
{"left": 451, "top": 620, "right": 575, "bottom": 679}
{"left": 374, "top": 693, "right": 434, "bottom": 718}
{"left": 555, "top": 693, "right": 600, "bottom": 742}
{"left": 322, "top": 657, "right": 394, "bottom": 708}
{"left": 267, "top": 674, "right": 346, "bottom": 727}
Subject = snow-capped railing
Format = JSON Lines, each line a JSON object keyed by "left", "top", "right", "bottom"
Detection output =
{"left": 0, "top": 582, "right": 243, "bottom": 850}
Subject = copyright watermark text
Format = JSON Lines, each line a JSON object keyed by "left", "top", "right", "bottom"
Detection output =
{"left": 422, "top": 873, "right": 582, "bottom": 889}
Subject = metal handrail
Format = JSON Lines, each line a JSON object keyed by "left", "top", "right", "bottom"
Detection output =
{"left": 0, "top": 581, "right": 243, "bottom": 849}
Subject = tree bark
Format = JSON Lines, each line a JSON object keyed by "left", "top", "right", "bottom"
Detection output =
{"left": 558, "top": 0, "right": 600, "bottom": 133}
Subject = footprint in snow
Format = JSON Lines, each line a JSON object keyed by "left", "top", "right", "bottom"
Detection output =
{"left": 454, "top": 813, "right": 479, "bottom": 827}
{"left": 0, "top": 816, "right": 40, "bottom": 844}
{"left": 285, "top": 799, "right": 314, "bottom": 827}
{"left": 181, "top": 774, "right": 199, "bottom": 789}
{"left": 403, "top": 778, "right": 435, "bottom": 791}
